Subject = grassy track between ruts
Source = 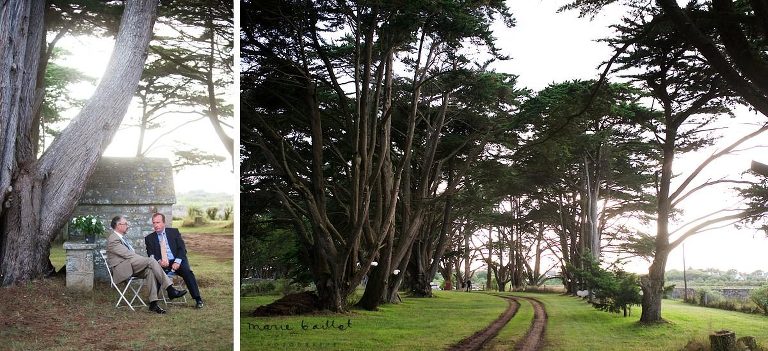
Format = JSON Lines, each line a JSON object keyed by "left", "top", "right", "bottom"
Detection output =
{"left": 481, "top": 295, "right": 533, "bottom": 351}
{"left": 241, "top": 291, "right": 508, "bottom": 350}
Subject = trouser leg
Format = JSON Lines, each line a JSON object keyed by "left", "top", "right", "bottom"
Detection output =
{"left": 131, "top": 257, "right": 172, "bottom": 302}
{"left": 176, "top": 260, "right": 201, "bottom": 300}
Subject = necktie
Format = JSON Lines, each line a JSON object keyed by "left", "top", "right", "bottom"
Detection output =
{"left": 122, "top": 238, "right": 134, "bottom": 252}
{"left": 160, "top": 233, "right": 169, "bottom": 263}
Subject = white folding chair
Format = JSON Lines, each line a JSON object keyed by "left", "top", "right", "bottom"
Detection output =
{"left": 100, "top": 250, "right": 147, "bottom": 311}
{"left": 162, "top": 271, "right": 188, "bottom": 306}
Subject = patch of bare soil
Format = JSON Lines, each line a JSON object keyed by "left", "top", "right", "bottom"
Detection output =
{"left": 446, "top": 296, "right": 521, "bottom": 351}
{"left": 252, "top": 291, "right": 321, "bottom": 316}
{"left": 183, "top": 233, "right": 233, "bottom": 261}
{"left": 513, "top": 296, "right": 547, "bottom": 351}
{"left": 0, "top": 276, "right": 151, "bottom": 350}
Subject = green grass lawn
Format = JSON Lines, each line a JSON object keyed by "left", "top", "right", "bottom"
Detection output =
{"left": 241, "top": 291, "right": 508, "bottom": 350}
{"left": 507, "top": 292, "right": 768, "bottom": 351}
{"left": 241, "top": 290, "right": 768, "bottom": 351}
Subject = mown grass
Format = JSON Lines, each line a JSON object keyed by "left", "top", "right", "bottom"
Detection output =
{"left": 509, "top": 291, "right": 768, "bottom": 351}
{"left": 3, "top": 236, "right": 234, "bottom": 351}
{"left": 242, "top": 290, "right": 768, "bottom": 351}
{"left": 241, "top": 291, "right": 508, "bottom": 350}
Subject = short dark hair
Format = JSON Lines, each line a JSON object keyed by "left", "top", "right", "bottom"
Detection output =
{"left": 152, "top": 213, "right": 166, "bottom": 223}
{"left": 110, "top": 216, "right": 125, "bottom": 229}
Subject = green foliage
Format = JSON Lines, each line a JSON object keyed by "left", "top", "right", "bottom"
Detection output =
{"left": 571, "top": 255, "right": 641, "bottom": 316}
{"left": 750, "top": 285, "right": 768, "bottom": 315}
{"left": 695, "top": 288, "right": 724, "bottom": 306}
{"left": 205, "top": 206, "right": 219, "bottom": 220}
{"left": 70, "top": 215, "right": 107, "bottom": 236}
{"left": 42, "top": 49, "right": 94, "bottom": 146}
{"left": 241, "top": 214, "right": 310, "bottom": 284}
{"left": 172, "top": 149, "right": 227, "bottom": 169}
{"left": 682, "top": 288, "right": 760, "bottom": 314}
{"left": 666, "top": 267, "right": 768, "bottom": 287}
{"left": 222, "top": 205, "right": 233, "bottom": 221}
{"left": 186, "top": 206, "right": 203, "bottom": 218}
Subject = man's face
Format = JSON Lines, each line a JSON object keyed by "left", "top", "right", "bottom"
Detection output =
{"left": 152, "top": 215, "right": 166, "bottom": 233}
{"left": 116, "top": 219, "right": 129, "bottom": 235}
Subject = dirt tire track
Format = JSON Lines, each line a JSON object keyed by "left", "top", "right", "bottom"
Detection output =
{"left": 513, "top": 296, "right": 547, "bottom": 351}
{"left": 446, "top": 296, "right": 520, "bottom": 351}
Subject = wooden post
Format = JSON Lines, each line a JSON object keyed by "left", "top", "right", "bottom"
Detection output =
{"left": 709, "top": 330, "right": 736, "bottom": 351}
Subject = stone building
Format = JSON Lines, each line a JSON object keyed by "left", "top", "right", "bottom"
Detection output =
{"left": 68, "top": 157, "right": 175, "bottom": 282}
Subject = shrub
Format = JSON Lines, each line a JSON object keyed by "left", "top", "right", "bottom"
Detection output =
{"left": 751, "top": 285, "right": 768, "bottom": 315}
{"left": 182, "top": 206, "right": 205, "bottom": 227}
{"left": 187, "top": 206, "right": 203, "bottom": 218}
{"left": 240, "top": 279, "right": 308, "bottom": 297}
{"left": 222, "top": 205, "right": 233, "bottom": 221}
{"left": 697, "top": 288, "right": 725, "bottom": 306}
{"left": 241, "top": 279, "right": 278, "bottom": 296}
{"left": 205, "top": 207, "right": 218, "bottom": 220}
{"left": 571, "top": 255, "right": 641, "bottom": 317}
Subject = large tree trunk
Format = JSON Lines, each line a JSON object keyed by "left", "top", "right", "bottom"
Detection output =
{"left": 315, "top": 274, "right": 347, "bottom": 312}
{"left": 356, "top": 264, "right": 390, "bottom": 310}
{"left": 204, "top": 7, "right": 233, "bottom": 159}
{"left": 0, "top": 0, "right": 45, "bottom": 221}
{"left": 0, "top": 0, "right": 159, "bottom": 286}
{"left": 640, "top": 253, "right": 667, "bottom": 323}
{"left": 640, "top": 125, "right": 676, "bottom": 322}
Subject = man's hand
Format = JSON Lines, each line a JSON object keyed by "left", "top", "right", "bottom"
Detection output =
{"left": 171, "top": 262, "right": 180, "bottom": 271}
{"left": 159, "top": 258, "right": 169, "bottom": 268}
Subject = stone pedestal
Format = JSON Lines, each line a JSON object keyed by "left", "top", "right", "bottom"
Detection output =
{"left": 63, "top": 242, "right": 98, "bottom": 292}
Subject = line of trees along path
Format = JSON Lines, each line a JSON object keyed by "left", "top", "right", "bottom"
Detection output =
{"left": 241, "top": 0, "right": 768, "bottom": 324}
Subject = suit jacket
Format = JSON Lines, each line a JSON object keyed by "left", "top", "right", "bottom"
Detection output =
{"left": 145, "top": 227, "right": 188, "bottom": 264}
{"left": 106, "top": 232, "right": 142, "bottom": 284}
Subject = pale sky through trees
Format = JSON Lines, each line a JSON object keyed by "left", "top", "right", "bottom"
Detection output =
{"left": 492, "top": 0, "right": 768, "bottom": 273}
{"left": 57, "top": 35, "right": 235, "bottom": 195}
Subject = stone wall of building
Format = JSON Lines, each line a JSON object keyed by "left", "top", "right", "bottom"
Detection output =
{"left": 67, "top": 157, "right": 175, "bottom": 282}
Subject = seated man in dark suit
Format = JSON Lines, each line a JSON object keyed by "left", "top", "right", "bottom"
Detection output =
{"left": 145, "top": 212, "right": 204, "bottom": 308}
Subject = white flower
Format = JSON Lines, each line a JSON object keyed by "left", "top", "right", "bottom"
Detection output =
{"left": 370, "top": 261, "right": 378, "bottom": 267}
{"left": 393, "top": 270, "right": 400, "bottom": 275}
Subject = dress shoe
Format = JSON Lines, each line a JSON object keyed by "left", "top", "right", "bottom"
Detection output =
{"left": 149, "top": 302, "right": 167, "bottom": 314}
{"left": 195, "top": 299, "right": 204, "bottom": 309}
{"left": 166, "top": 287, "right": 187, "bottom": 299}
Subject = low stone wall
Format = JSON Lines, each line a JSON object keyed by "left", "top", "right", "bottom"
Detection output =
{"left": 671, "top": 287, "right": 756, "bottom": 301}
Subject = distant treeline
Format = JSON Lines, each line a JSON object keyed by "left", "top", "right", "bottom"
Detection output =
{"left": 666, "top": 268, "right": 768, "bottom": 286}
{"left": 176, "top": 190, "right": 233, "bottom": 209}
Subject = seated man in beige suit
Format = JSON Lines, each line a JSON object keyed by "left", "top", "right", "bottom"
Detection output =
{"left": 106, "top": 215, "right": 187, "bottom": 314}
